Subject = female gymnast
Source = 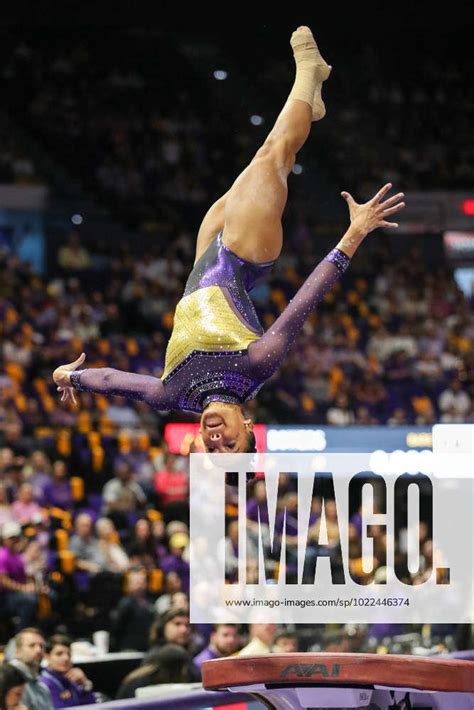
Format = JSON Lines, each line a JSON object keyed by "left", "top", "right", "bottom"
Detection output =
{"left": 53, "top": 26, "right": 405, "bottom": 453}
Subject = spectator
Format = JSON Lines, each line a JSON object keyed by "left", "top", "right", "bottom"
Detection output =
{"left": 126, "top": 518, "right": 157, "bottom": 568}
{"left": 272, "top": 630, "right": 299, "bottom": 652}
{"left": 160, "top": 533, "right": 189, "bottom": 594}
{"left": 148, "top": 608, "right": 196, "bottom": 656}
{"left": 39, "top": 635, "right": 95, "bottom": 708}
{"left": 68, "top": 513, "right": 106, "bottom": 576}
{"left": 238, "top": 624, "right": 278, "bottom": 656}
{"left": 326, "top": 394, "right": 356, "bottom": 426}
{"left": 0, "top": 663, "right": 27, "bottom": 710}
{"left": 0, "top": 523, "right": 37, "bottom": 630}
{"left": 102, "top": 461, "right": 147, "bottom": 529}
{"left": 116, "top": 644, "right": 196, "bottom": 699}
{"left": 153, "top": 453, "right": 188, "bottom": 507}
{"left": 110, "top": 570, "right": 154, "bottom": 652}
{"left": 42, "top": 462, "right": 73, "bottom": 511}
{"left": 193, "top": 624, "right": 239, "bottom": 669}
{"left": 438, "top": 378, "right": 471, "bottom": 421}
{"left": 9, "top": 628, "right": 54, "bottom": 710}
{"left": 11, "top": 484, "right": 42, "bottom": 526}
{"left": 154, "top": 571, "right": 182, "bottom": 615}
{"left": 387, "top": 407, "right": 409, "bottom": 426}
{"left": 105, "top": 398, "right": 141, "bottom": 428}
{"left": 95, "top": 518, "right": 129, "bottom": 573}
{"left": 0, "top": 483, "right": 13, "bottom": 527}
{"left": 24, "top": 452, "right": 51, "bottom": 504}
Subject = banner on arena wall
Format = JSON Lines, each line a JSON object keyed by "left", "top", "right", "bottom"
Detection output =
{"left": 189, "top": 449, "right": 473, "bottom": 624}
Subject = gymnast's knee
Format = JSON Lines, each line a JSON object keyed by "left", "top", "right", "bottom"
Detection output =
{"left": 254, "top": 135, "right": 295, "bottom": 172}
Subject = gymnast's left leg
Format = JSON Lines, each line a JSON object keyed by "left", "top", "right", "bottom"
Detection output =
{"left": 193, "top": 26, "right": 331, "bottom": 266}
{"left": 220, "top": 26, "right": 331, "bottom": 264}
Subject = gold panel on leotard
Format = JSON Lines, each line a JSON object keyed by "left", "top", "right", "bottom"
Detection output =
{"left": 162, "top": 286, "right": 260, "bottom": 380}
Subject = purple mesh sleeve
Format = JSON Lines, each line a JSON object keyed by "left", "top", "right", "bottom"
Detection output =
{"left": 247, "top": 248, "right": 351, "bottom": 378}
{"left": 70, "top": 368, "right": 168, "bottom": 410}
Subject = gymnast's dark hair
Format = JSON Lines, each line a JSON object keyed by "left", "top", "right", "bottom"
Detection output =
{"left": 244, "top": 430, "right": 257, "bottom": 453}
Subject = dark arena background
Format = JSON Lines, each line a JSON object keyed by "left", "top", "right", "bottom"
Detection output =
{"left": 0, "top": 2, "right": 472, "bottom": 709}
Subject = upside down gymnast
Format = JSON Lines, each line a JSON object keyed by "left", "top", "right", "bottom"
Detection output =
{"left": 53, "top": 26, "right": 405, "bottom": 454}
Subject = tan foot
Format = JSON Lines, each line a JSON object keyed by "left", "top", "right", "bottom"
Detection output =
{"left": 290, "top": 26, "right": 331, "bottom": 121}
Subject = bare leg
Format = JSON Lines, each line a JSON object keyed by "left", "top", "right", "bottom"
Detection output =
{"left": 193, "top": 26, "right": 330, "bottom": 265}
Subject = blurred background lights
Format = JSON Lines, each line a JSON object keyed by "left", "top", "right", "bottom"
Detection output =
{"left": 213, "top": 70, "right": 227, "bottom": 80}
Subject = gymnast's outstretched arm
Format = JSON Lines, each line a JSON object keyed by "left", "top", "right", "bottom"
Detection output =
{"left": 247, "top": 183, "right": 405, "bottom": 378}
{"left": 53, "top": 354, "right": 168, "bottom": 410}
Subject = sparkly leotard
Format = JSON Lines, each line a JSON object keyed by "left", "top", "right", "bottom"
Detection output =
{"left": 70, "top": 233, "right": 350, "bottom": 413}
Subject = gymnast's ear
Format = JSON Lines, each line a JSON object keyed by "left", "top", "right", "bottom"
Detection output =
{"left": 243, "top": 417, "right": 254, "bottom": 431}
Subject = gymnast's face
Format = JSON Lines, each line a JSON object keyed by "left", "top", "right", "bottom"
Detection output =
{"left": 200, "top": 402, "right": 253, "bottom": 453}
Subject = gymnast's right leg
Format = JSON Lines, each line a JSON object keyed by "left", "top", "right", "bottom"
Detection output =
{"left": 193, "top": 26, "right": 331, "bottom": 266}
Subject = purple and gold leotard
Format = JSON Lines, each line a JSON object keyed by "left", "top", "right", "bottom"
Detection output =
{"left": 70, "top": 232, "right": 350, "bottom": 413}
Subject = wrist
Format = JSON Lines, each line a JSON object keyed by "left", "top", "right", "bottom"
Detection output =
{"left": 337, "top": 225, "right": 367, "bottom": 258}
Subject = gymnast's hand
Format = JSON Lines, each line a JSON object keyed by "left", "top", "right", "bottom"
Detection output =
{"left": 53, "top": 352, "right": 86, "bottom": 405}
{"left": 341, "top": 182, "right": 405, "bottom": 237}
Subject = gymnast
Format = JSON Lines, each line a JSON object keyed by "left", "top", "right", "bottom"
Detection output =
{"left": 53, "top": 26, "right": 405, "bottom": 453}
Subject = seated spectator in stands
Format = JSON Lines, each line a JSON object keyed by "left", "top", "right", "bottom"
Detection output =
{"left": 168, "top": 591, "right": 189, "bottom": 613}
{"left": 102, "top": 461, "right": 147, "bottom": 530}
{"left": 0, "top": 448, "right": 16, "bottom": 478}
{"left": 57, "top": 233, "right": 91, "bottom": 271}
{"left": 272, "top": 630, "right": 299, "bottom": 653}
{"left": 0, "top": 523, "right": 38, "bottom": 630}
{"left": 326, "top": 394, "right": 355, "bottom": 426}
{"left": 42, "top": 461, "right": 73, "bottom": 511}
{"left": 11, "top": 484, "right": 42, "bottom": 525}
{"left": 0, "top": 662, "right": 27, "bottom": 710}
{"left": 24, "top": 451, "right": 51, "bottom": 504}
{"left": 153, "top": 453, "right": 188, "bottom": 507}
{"left": 238, "top": 624, "right": 278, "bottom": 656}
{"left": 355, "top": 405, "right": 379, "bottom": 425}
{"left": 160, "top": 532, "right": 189, "bottom": 594}
{"left": 40, "top": 635, "right": 95, "bottom": 708}
{"left": 95, "top": 518, "right": 129, "bottom": 573}
{"left": 9, "top": 628, "right": 54, "bottom": 710}
{"left": 387, "top": 407, "right": 409, "bottom": 426}
{"left": 116, "top": 644, "right": 196, "bottom": 699}
{"left": 105, "top": 397, "right": 141, "bottom": 428}
{"left": 2, "top": 331, "right": 32, "bottom": 368}
{"left": 438, "top": 378, "right": 471, "bottom": 421}
{"left": 126, "top": 518, "right": 157, "bottom": 568}
{"left": 68, "top": 513, "right": 106, "bottom": 576}
{"left": 151, "top": 518, "right": 168, "bottom": 561}
{"left": 110, "top": 570, "right": 154, "bottom": 652}
{"left": 148, "top": 608, "right": 199, "bottom": 659}
{"left": 0, "top": 482, "right": 13, "bottom": 527}
{"left": 154, "top": 571, "right": 182, "bottom": 615}
{"left": 22, "top": 539, "right": 48, "bottom": 581}
{"left": 246, "top": 480, "right": 270, "bottom": 536}
{"left": 193, "top": 624, "right": 239, "bottom": 669}
{"left": 222, "top": 519, "right": 257, "bottom": 583}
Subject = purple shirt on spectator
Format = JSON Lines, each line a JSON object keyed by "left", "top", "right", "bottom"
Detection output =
{"left": 246, "top": 499, "right": 269, "bottom": 525}
{"left": 193, "top": 646, "right": 219, "bottom": 668}
{"left": 39, "top": 668, "right": 96, "bottom": 707}
{"left": 160, "top": 554, "right": 189, "bottom": 594}
{"left": 43, "top": 480, "right": 73, "bottom": 510}
{"left": 0, "top": 545, "right": 27, "bottom": 587}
